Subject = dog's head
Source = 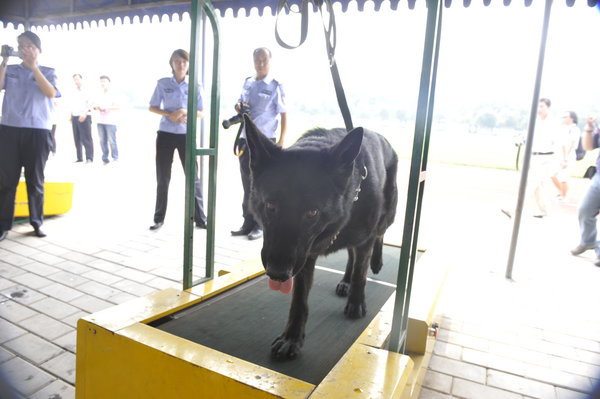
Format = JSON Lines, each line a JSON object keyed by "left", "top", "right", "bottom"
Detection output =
{"left": 244, "top": 115, "right": 363, "bottom": 293}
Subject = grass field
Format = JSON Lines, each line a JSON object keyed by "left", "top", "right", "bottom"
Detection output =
{"left": 49, "top": 107, "right": 595, "bottom": 182}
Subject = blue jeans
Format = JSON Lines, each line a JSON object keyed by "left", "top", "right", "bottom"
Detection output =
{"left": 97, "top": 123, "right": 118, "bottom": 163}
{"left": 578, "top": 172, "right": 600, "bottom": 256}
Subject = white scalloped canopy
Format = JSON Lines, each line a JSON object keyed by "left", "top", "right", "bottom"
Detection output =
{"left": 0, "top": 0, "right": 597, "bottom": 29}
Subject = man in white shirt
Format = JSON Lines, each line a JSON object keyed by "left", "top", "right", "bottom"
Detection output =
{"left": 529, "top": 98, "right": 558, "bottom": 217}
{"left": 70, "top": 73, "right": 93, "bottom": 163}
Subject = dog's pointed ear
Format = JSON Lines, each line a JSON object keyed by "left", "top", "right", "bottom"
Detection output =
{"left": 330, "top": 127, "right": 363, "bottom": 168}
{"left": 244, "top": 114, "right": 281, "bottom": 171}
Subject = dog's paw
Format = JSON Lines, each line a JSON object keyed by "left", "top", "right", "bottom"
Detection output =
{"left": 271, "top": 335, "right": 303, "bottom": 360}
{"left": 344, "top": 300, "right": 367, "bottom": 319}
{"left": 370, "top": 260, "right": 383, "bottom": 274}
{"left": 335, "top": 281, "right": 350, "bottom": 297}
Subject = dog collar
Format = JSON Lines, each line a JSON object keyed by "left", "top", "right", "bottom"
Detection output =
{"left": 329, "top": 165, "right": 369, "bottom": 248}
{"left": 353, "top": 165, "right": 368, "bottom": 202}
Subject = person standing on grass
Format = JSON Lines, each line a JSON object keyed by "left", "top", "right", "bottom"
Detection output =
{"left": 528, "top": 98, "right": 559, "bottom": 218}
{"left": 502, "top": 98, "right": 559, "bottom": 219}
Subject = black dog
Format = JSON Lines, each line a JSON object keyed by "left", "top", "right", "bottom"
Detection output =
{"left": 244, "top": 114, "right": 398, "bottom": 360}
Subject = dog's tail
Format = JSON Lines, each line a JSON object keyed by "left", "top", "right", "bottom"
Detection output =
{"left": 371, "top": 236, "right": 384, "bottom": 274}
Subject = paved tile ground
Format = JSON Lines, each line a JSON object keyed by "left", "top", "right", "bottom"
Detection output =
{"left": 417, "top": 165, "right": 600, "bottom": 399}
{"left": 0, "top": 125, "right": 599, "bottom": 399}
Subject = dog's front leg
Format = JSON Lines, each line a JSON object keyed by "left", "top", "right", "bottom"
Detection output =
{"left": 271, "top": 256, "right": 316, "bottom": 360}
{"left": 344, "top": 241, "right": 374, "bottom": 319}
{"left": 335, "top": 248, "right": 354, "bottom": 296}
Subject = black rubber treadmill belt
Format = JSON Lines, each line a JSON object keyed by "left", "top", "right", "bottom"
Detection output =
{"left": 317, "top": 243, "right": 402, "bottom": 284}
{"left": 153, "top": 245, "right": 401, "bottom": 385}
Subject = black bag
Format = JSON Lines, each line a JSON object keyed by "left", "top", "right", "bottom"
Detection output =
{"left": 583, "top": 165, "right": 596, "bottom": 179}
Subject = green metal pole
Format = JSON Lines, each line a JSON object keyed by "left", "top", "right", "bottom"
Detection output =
{"left": 183, "top": 0, "right": 221, "bottom": 289}
{"left": 388, "top": 0, "right": 442, "bottom": 354}
{"left": 199, "top": 0, "right": 221, "bottom": 286}
{"left": 183, "top": 0, "right": 202, "bottom": 290}
{"left": 403, "top": 0, "right": 443, "bottom": 351}
{"left": 506, "top": 0, "right": 553, "bottom": 280}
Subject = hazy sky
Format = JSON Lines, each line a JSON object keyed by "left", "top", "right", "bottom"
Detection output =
{"left": 0, "top": 1, "right": 598, "bottom": 122}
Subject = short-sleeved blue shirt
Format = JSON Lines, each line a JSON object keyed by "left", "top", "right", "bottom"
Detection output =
{"left": 149, "top": 76, "right": 203, "bottom": 135}
{"left": 1, "top": 64, "right": 58, "bottom": 130}
{"left": 239, "top": 75, "right": 286, "bottom": 139}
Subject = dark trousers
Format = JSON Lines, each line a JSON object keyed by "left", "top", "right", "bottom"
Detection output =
{"left": 237, "top": 137, "right": 276, "bottom": 230}
{"left": 0, "top": 125, "right": 51, "bottom": 231}
{"left": 153, "top": 131, "right": 206, "bottom": 224}
{"left": 237, "top": 139, "right": 256, "bottom": 230}
{"left": 50, "top": 124, "right": 57, "bottom": 154}
{"left": 72, "top": 115, "right": 93, "bottom": 161}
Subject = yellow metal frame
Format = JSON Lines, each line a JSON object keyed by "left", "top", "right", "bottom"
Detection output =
{"left": 15, "top": 181, "right": 74, "bottom": 217}
{"left": 76, "top": 248, "right": 446, "bottom": 399}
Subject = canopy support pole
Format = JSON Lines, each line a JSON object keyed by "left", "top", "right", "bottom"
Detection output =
{"left": 506, "top": 0, "right": 553, "bottom": 280}
{"left": 389, "top": 0, "right": 443, "bottom": 354}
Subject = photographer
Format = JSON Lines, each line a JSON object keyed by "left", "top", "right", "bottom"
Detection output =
{"left": 229, "top": 47, "right": 287, "bottom": 240}
{"left": 0, "top": 31, "right": 58, "bottom": 241}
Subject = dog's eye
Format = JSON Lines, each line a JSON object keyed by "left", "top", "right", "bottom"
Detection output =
{"left": 306, "top": 209, "right": 319, "bottom": 218}
{"left": 265, "top": 202, "right": 277, "bottom": 213}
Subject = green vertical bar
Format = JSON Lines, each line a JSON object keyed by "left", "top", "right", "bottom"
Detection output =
{"left": 201, "top": 0, "right": 221, "bottom": 284}
{"left": 183, "top": 0, "right": 201, "bottom": 290}
{"left": 388, "top": 0, "right": 442, "bottom": 354}
{"left": 401, "top": 0, "right": 443, "bottom": 352}
{"left": 183, "top": 0, "right": 221, "bottom": 290}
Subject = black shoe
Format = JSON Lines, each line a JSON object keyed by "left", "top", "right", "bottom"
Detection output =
{"left": 34, "top": 227, "right": 46, "bottom": 238}
{"left": 231, "top": 226, "right": 252, "bottom": 236}
{"left": 248, "top": 227, "right": 263, "bottom": 241}
{"left": 196, "top": 220, "right": 207, "bottom": 229}
{"left": 149, "top": 222, "right": 163, "bottom": 231}
{"left": 0, "top": 230, "right": 7, "bottom": 241}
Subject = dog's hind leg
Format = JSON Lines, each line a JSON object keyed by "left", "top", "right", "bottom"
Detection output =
{"left": 370, "top": 236, "right": 383, "bottom": 274}
{"left": 335, "top": 248, "right": 354, "bottom": 297}
{"left": 344, "top": 240, "right": 375, "bottom": 319}
{"left": 271, "top": 256, "right": 316, "bottom": 360}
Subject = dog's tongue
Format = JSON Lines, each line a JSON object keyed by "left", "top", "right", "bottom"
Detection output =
{"left": 268, "top": 277, "right": 294, "bottom": 294}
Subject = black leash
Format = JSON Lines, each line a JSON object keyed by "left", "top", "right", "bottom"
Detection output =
{"left": 275, "top": 0, "right": 354, "bottom": 132}
{"left": 233, "top": 119, "right": 244, "bottom": 156}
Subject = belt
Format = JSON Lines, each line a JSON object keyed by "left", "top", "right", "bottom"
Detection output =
{"left": 532, "top": 152, "right": 554, "bottom": 155}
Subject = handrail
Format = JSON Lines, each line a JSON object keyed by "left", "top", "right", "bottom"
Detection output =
{"left": 183, "top": 0, "right": 221, "bottom": 290}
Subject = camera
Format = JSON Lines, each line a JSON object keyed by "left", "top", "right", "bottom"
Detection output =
{"left": 222, "top": 103, "right": 250, "bottom": 129}
{"left": 1, "top": 45, "right": 21, "bottom": 58}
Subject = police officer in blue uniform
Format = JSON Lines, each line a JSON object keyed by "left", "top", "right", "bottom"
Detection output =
{"left": 0, "top": 31, "right": 58, "bottom": 241}
{"left": 148, "top": 49, "right": 207, "bottom": 231}
{"left": 231, "top": 47, "right": 287, "bottom": 240}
